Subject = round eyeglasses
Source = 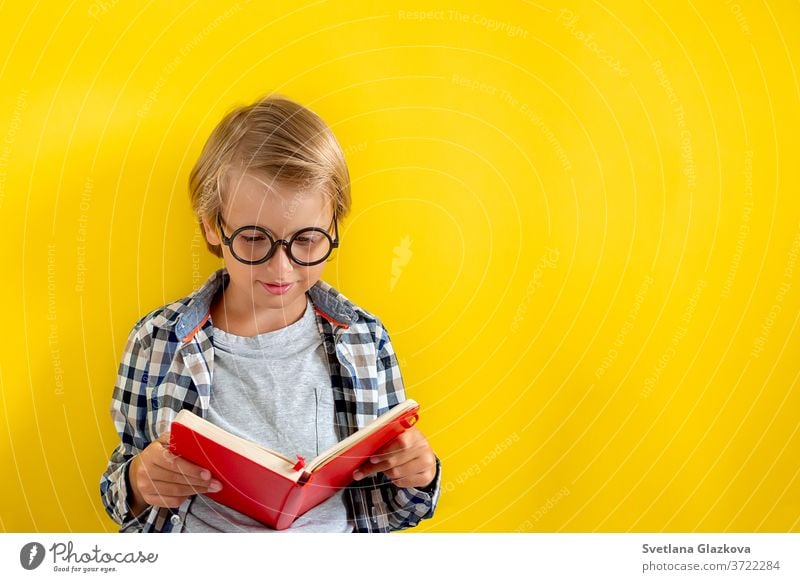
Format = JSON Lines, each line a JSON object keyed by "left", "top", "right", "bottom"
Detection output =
{"left": 216, "top": 215, "right": 339, "bottom": 266}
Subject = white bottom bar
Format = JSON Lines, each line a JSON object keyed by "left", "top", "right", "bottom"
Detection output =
{"left": 1, "top": 533, "right": 797, "bottom": 581}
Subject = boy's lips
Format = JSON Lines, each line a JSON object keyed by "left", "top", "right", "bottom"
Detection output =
{"left": 260, "top": 281, "right": 295, "bottom": 295}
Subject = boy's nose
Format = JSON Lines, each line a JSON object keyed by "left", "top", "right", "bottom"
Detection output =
{"left": 266, "top": 242, "right": 295, "bottom": 272}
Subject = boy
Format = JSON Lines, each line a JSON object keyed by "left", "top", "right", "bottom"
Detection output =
{"left": 99, "top": 94, "right": 441, "bottom": 532}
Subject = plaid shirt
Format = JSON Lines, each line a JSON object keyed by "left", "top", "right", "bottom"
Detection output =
{"left": 100, "top": 268, "right": 441, "bottom": 533}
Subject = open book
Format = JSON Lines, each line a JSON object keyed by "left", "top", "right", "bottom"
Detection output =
{"left": 168, "top": 399, "right": 420, "bottom": 530}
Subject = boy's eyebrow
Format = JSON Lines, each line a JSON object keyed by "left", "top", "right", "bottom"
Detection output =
{"left": 238, "top": 224, "right": 311, "bottom": 236}
{"left": 225, "top": 217, "right": 334, "bottom": 235}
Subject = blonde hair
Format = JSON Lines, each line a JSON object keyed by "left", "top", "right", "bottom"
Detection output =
{"left": 189, "top": 94, "right": 351, "bottom": 258}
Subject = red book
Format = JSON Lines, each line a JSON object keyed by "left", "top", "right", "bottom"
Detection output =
{"left": 168, "top": 399, "right": 420, "bottom": 530}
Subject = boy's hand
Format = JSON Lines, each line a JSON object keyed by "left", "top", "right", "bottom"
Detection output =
{"left": 127, "top": 431, "right": 222, "bottom": 516}
{"left": 352, "top": 426, "right": 437, "bottom": 489}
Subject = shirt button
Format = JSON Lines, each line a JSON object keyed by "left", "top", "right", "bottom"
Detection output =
{"left": 170, "top": 514, "right": 181, "bottom": 526}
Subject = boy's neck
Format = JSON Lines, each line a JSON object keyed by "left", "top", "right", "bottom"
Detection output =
{"left": 209, "top": 288, "right": 308, "bottom": 336}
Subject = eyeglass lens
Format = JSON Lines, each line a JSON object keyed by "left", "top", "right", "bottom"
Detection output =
{"left": 230, "top": 228, "right": 332, "bottom": 265}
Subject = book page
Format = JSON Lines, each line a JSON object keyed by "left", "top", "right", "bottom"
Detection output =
{"left": 172, "top": 410, "right": 302, "bottom": 481}
{"left": 307, "top": 399, "right": 418, "bottom": 472}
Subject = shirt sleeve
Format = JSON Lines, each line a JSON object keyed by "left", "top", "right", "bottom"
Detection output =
{"left": 373, "top": 321, "right": 442, "bottom": 531}
{"left": 99, "top": 317, "right": 153, "bottom": 531}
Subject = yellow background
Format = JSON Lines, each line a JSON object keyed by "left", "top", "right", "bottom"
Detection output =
{"left": 1, "top": 0, "right": 798, "bottom": 532}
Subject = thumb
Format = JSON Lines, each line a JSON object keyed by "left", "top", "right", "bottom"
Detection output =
{"left": 156, "top": 431, "right": 171, "bottom": 446}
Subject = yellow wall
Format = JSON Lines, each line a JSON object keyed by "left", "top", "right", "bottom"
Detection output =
{"left": 1, "top": 0, "right": 798, "bottom": 532}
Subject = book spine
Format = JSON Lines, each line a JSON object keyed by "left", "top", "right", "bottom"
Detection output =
{"left": 275, "top": 482, "right": 307, "bottom": 530}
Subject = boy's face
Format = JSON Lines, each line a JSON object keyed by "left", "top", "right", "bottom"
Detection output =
{"left": 201, "top": 170, "right": 335, "bottom": 326}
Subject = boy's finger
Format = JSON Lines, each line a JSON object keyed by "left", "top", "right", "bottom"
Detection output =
{"left": 353, "top": 448, "right": 416, "bottom": 480}
{"left": 152, "top": 447, "right": 213, "bottom": 482}
{"left": 165, "top": 466, "right": 216, "bottom": 487}
{"left": 370, "top": 430, "right": 413, "bottom": 456}
{"left": 147, "top": 479, "right": 222, "bottom": 498}
{"left": 138, "top": 463, "right": 214, "bottom": 488}
{"left": 370, "top": 442, "right": 422, "bottom": 467}
{"left": 369, "top": 429, "right": 428, "bottom": 460}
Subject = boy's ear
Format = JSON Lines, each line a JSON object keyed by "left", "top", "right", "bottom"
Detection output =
{"left": 201, "top": 215, "right": 221, "bottom": 246}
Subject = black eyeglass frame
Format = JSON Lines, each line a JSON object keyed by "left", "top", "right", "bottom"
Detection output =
{"left": 216, "top": 214, "right": 339, "bottom": 266}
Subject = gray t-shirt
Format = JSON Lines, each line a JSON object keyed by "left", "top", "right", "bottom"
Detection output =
{"left": 182, "top": 296, "right": 353, "bottom": 532}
